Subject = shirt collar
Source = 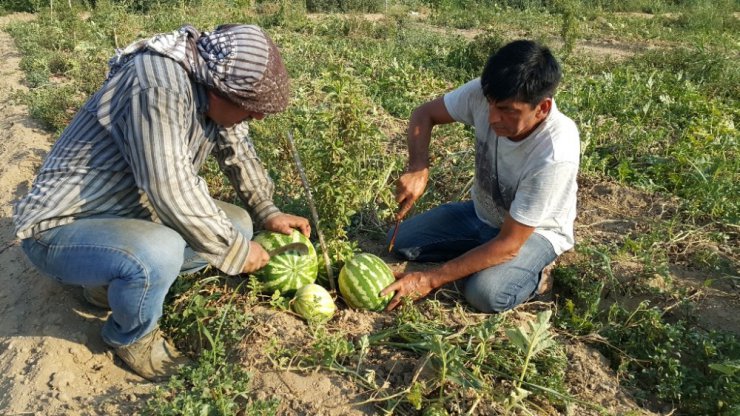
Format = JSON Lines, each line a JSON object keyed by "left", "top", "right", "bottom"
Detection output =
{"left": 193, "top": 82, "right": 209, "bottom": 114}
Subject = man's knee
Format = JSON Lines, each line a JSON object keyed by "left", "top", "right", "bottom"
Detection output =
{"left": 127, "top": 226, "right": 186, "bottom": 280}
{"left": 463, "top": 285, "right": 515, "bottom": 313}
{"left": 214, "top": 200, "right": 253, "bottom": 239}
{"left": 462, "top": 271, "right": 536, "bottom": 313}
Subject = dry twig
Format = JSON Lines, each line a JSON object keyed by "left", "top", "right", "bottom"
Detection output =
{"left": 285, "top": 132, "right": 335, "bottom": 291}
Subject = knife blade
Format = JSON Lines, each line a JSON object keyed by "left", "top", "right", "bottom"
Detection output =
{"left": 387, "top": 218, "right": 401, "bottom": 253}
{"left": 267, "top": 242, "right": 310, "bottom": 257}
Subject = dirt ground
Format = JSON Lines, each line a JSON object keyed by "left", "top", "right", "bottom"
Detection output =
{"left": 0, "top": 12, "right": 737, "bottom": 416}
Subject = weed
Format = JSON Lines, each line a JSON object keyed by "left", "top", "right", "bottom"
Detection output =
{"left": 602, "top": 302, "right": 740, "bottom": 414}
{"left": 504, "top": 310, "right": 557, "bottom": 411}
{"left": 555, "top": 247, "right": 740, "bottom": 415}
{"left": 145, "top": 347, "right": 278, "bottom": 415}
{"left": 150, "top": 275, "right": 279, "bottom": 414}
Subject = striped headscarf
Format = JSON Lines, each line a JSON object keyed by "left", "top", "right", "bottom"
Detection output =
{"left": 107, "top": 24, "right": 289, "bottom": 114}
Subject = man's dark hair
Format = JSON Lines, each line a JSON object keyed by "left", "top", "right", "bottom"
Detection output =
{"left": 481, "top": 40, "right": 561, "bottom": 106}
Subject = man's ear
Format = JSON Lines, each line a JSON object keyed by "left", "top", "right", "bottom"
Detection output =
{"left": 536, "top": 98, "right": 552, "bottom": 119}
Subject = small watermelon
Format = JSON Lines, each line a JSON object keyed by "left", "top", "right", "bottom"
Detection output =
{"left": 338, "top": 253, "right": 395, "bottom": 311}
{"left": 422, "top": 403, "right": 449, "bottom": 416}
{"left": 253, "top": 230, "right": 318, "bottom": 294}
{"left": 292, "top": 284, "right": 336, "bottom": 322}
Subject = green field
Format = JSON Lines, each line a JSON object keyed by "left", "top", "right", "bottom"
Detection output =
{"left": 3, "top": 0, "right": 738, "bottom": 414}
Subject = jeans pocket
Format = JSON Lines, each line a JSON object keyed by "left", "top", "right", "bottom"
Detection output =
{"left": 31, "top": 227, "right": 59, "bottom": 248}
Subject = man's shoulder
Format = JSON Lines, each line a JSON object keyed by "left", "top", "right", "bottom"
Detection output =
{"left": 444, "top": 78, "right": 487, "bottom": 124}
{"left": 133, "top": 51, "right": 192, "bottom": 91}
{"left": 447, "top": 78, "right": 485, "bottom": 103}
{"left": 532, "top": 107, "right": 579, "bottom": 163}
{"left": 542, "top": 107, "right": 579, "bottom": 145}
{"left": 547, "top": 105, "right": 578, "bottom": 133}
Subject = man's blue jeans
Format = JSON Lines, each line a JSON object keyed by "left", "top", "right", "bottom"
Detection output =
{"left": 387, "top": 201, "right": 556, "bottom": 312}
{"left": 20, "top": 200, "right": 252, "bottom": 348}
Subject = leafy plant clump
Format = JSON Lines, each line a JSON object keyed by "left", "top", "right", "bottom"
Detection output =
{"left": 149, "top": 275, "right": 276, "bottom": 414}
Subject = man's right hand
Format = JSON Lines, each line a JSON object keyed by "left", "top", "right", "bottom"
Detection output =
{"left": 241, "top": 241, "right": 270, "bottom": 274}
{"left": 395, "top": 167, "right": 429, "bottom": 220}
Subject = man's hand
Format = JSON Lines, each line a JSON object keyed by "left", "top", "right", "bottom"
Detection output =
{"left": 241, "top": 241, "right": 270, "bottom": 274}
{"left": 380, "top": 270, "right": 436, "bottom": 311}
{"left": 395, "top": 168, "right": 429, "bottom": 220}
{"left": 263, "top": 213, "right": 311, "bottom": 237}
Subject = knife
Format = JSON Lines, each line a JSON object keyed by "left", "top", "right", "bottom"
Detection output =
{"left": 387, "top": 218, "right": 401, "bottom": 253}
{"left": 267, "top": 242, "right": 310, "bottom": 257}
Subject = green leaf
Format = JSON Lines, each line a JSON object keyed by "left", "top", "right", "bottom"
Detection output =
{"left": 504, "top": 386, "right": 531, "bottom": 411}
{"left": 506, "top": 310, "right": 555, "bottom": 356}
{"left": 505, "top": 327, "right": 529, "bottom": 352}
{"left": 709, "top": 361, "right": 740, "bottom": 376}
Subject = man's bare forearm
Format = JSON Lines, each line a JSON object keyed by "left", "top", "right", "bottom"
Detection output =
{"left": 406, "top": 106, "right": 433, "bottom": 171}
{"left": 427, "top": 215, "right": 537, "bottom": 288}
{"left": 426, "top": 237, "right": 521, "bottom": 288}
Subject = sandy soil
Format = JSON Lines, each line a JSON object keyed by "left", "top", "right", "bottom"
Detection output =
{"left": 0, "top": 14, "right": 154, "bottom": 415}
{"left": 0, "top": 11, "right": 736, "bottom": 416}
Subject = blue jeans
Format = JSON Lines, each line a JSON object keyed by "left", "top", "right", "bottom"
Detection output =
{"left": 20, "top": 200, "right": 252, "bottom": 347}
{"left": 387, "top": 201, "right": 556, "bottom": 312}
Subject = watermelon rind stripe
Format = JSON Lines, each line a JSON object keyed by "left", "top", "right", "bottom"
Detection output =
{"left": 343, "top": 261, "right": 373, "bottom": 308}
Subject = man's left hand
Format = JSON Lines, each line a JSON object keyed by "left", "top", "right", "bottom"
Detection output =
{"left": 381, "top": 271, "right": 436, "bottom": 311}
{"left": 263, "top": 213, "right": 311, "bottom": 237}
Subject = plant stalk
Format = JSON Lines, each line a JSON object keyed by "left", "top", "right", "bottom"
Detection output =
{"left": 285, "top": 132, "right": 335, "bottom": 291}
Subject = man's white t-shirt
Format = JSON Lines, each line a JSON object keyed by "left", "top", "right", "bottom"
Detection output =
{"left": 444, "top": 79, "right": 580, "bottom": 255}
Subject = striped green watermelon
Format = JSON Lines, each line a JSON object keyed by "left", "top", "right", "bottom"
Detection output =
{"left": 292, "top": 283, "right": 336, "bottom": 322}
{"left": 253, "top": 230, "right": 318, "bottom": 294}
{"left": 338, "top": 253, "right": 395, "bottom": 311}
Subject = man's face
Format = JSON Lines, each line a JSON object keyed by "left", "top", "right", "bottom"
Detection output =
{"left": 487, "top": 97, "right": 551, "bottom": 141}
{"left": 206, "top": 90, "right": 265, "bottom": 127}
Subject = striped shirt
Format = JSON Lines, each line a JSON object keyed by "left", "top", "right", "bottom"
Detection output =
{"left": 13, "top": 51, "right": 280, "bottom": 275}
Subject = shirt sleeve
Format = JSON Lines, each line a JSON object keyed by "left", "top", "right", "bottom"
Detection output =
{"left": 116, "top": 86, "right": 250, "bottom": 275}
{"left": 443, "top": 78, "right": 483, "bottom": 126}
{"left": 509, "top": 161, "right": 579, "bottom": 228}
{"left": 213, "top": 122, "right": 281, "bottom": 225}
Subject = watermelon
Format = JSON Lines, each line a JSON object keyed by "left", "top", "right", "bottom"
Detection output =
{"left": 422, "top": 403, "right": 449, "bottom": 416}
{"left": 338, "top": 253, "right": 395, "bottom": 311}
{"left": 253, "top": 230, "right": 318, "bottom": 294}
{"left": 292, "top": 284, "right": 336, "bottom": 322}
